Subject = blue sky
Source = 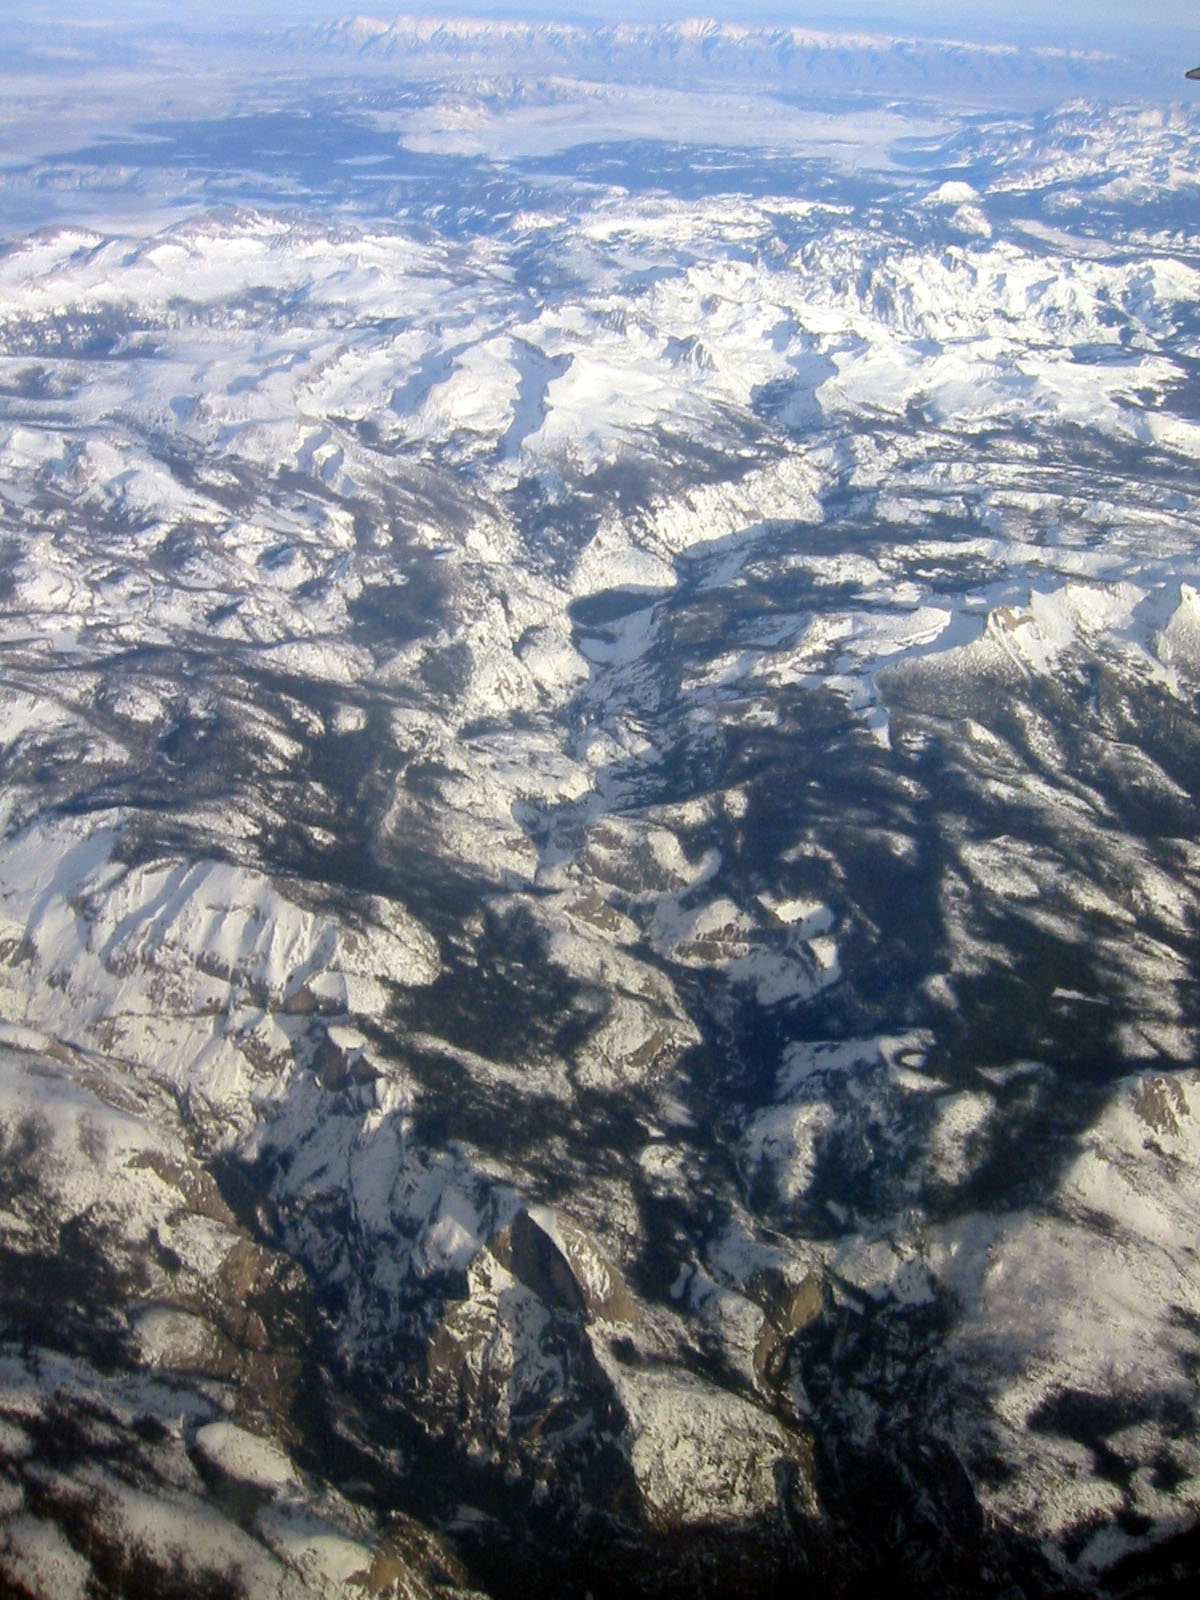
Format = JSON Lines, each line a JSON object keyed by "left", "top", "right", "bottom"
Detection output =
{"left": 8, "top": 0, "right": 1197, "bottom": 50}
{"left": 11, "top": 1, "right": 1196, "bottom": 21}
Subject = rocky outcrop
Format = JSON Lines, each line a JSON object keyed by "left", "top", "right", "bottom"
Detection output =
{"left": 501, "top": 1206, "right": 638, "bottom": 1325}
{"left": 751, "top": 1268, "right": 828, "bottom": 1393}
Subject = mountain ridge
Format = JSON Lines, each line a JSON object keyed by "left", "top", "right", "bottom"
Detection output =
{"left": 278, "top": 14, "right": 1149, "bottom": 104}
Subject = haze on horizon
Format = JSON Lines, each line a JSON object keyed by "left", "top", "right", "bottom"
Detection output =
{"left": 6, "top": 0, "right": 1198, "bottom": 51}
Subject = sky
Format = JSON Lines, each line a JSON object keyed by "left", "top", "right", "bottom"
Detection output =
{"left": 3, "top": 0, "right": 1196, "bottom": 58}
{"left": 11, "top": 1, "right": 1198, "bottom": 27}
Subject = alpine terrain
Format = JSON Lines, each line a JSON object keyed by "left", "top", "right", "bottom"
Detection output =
{"left": 0, "top": 9, "right": 1199, "bottom": 1598}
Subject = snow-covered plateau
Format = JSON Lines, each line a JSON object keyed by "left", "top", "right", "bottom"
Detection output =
{"left": 0, "top": 11, "right": 1199, "bottom": 1599}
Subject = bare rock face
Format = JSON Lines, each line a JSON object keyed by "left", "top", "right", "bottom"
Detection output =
{"left": 420, "top": 1213, "right": 633, "bottom": 1506}
{"left": 501, "top": 1210, "right": 587, "bottom": 1317}
{"left": 752, "top": 1268, "right": 827, "bottom": 1392}
{"left": 505, "top": 1207, "right": 638, "bottom": 1326}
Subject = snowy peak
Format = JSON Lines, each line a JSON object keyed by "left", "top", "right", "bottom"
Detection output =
{"left": 297, "top": 13, "right": 1139, "bottom": 103}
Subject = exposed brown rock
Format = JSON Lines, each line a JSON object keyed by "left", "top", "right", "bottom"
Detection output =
{"left": 1130, "top": 1073, "right": 1189, "bottom": 1137}
{"left": 751, "top": 1268, "right": 826, "bottom": 1390}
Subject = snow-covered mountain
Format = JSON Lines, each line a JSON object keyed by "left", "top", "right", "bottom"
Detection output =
{"left": 0, "top": 18, "right": 1200, "bottom": 1600}
{"left": 285, "top": 14, "right": 1160, "bottom": 104}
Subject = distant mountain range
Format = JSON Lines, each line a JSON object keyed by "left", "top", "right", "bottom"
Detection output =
{"left": 279, "top": 14, "right": 1159, "bottom": 103}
